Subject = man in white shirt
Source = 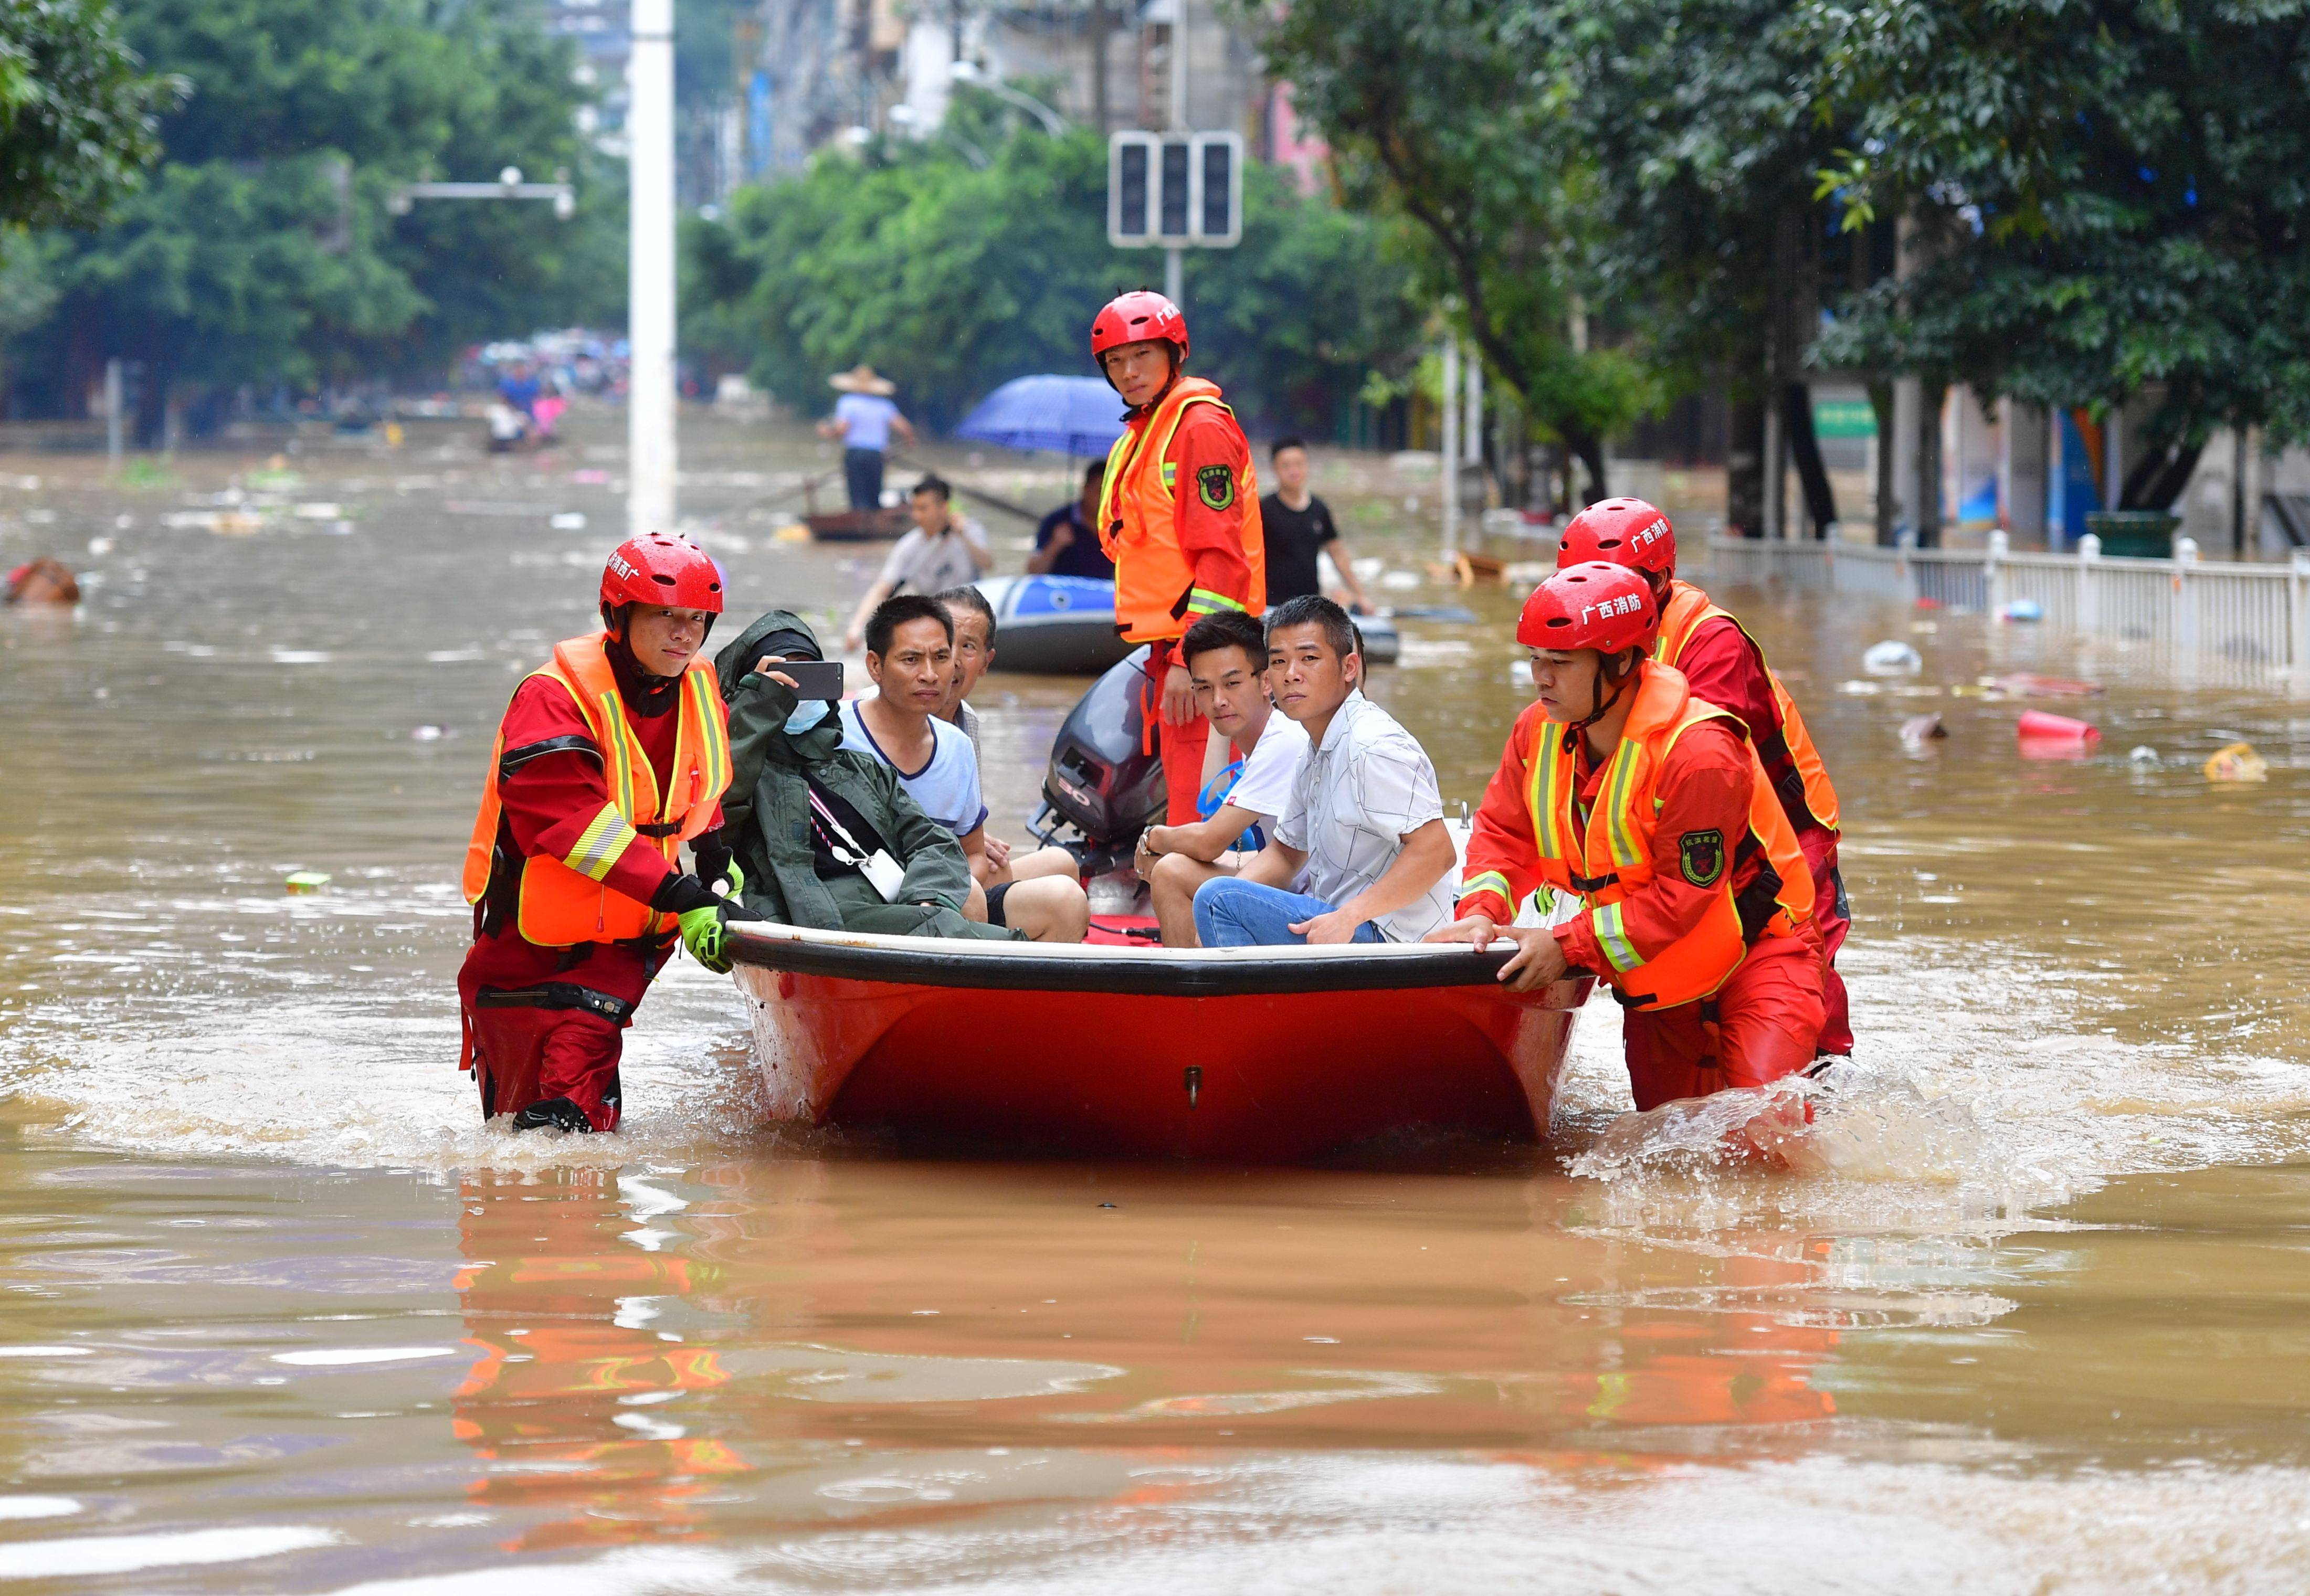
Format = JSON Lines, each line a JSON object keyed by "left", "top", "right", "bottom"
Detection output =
{"left": 1135, "top": 609, "right": 1309, "bottom": 945}
{"left": 842, "top": 596, "right": 1087, "bottom": 943}
{"left": 842, "top": 476, "right": 989, "bottom": 649}
{"left": 1192, "top": 596, "right": 1456, "bottom": 946}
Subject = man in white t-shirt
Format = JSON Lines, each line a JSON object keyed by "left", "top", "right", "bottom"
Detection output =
{"left": 1193, "top": 596, "right": 1456, "bottom": 946}
{"left": 843, "top": 476, "right": 989, "bottom": 649}
{"left": 841, "top": 596, "right": 1087, "bottom": 943}
{"left": 1136, "top": 610, "right": 1310, "bottom": 945}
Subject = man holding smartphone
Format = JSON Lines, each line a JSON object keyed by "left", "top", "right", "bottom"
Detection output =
{"left": 712, "top": 608, "right": 1022, "bottom": 941}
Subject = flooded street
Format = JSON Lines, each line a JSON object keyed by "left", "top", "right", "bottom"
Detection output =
{"left": 7, "top": 414, "right": 2310, "bottom": 1592}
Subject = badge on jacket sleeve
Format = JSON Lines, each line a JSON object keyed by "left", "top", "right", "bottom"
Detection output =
{"left": 1678, "top": 828, "right": 1725, "bottom": 887}
{"left": 1196, "top": 463, "right": 1236, "bottom": 511}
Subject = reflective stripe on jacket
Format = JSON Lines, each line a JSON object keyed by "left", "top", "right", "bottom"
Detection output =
{"left": 462, "top": 634, "right": 731, "bottom": 947}
{"left": 1095, "top": 376, "right": 1265, "bottom": 642}
{"left": 1520, "top": 662, "right": 1813, "bottom": 1010}
{"left": 1653, "top": 580, "right": 1841, "bottom": 833}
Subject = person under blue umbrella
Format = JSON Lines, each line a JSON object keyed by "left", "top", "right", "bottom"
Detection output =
{"left": 1026, "top": 460, "right": 1115, "bottom": 581}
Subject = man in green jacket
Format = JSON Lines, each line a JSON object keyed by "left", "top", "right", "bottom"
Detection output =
{"left": 715, "top": 610, "right": 1022, "bottom": 940}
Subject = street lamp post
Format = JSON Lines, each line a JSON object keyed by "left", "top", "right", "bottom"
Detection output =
{"left": 627, "top": 0, "right": 678, "bottom": 540}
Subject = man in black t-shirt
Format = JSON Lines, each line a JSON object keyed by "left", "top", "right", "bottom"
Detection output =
{"left": 1258, "top": 437, "right": 1370, "bottom": 609}
{"left": 1028, "top": 460, "right": 1116, "bottom": 581}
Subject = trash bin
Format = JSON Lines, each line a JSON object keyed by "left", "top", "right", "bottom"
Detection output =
{"left": 2084, "top": 510, "right": 2180, "bottom": 558}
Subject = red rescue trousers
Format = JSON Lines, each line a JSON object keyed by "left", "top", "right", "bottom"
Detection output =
{"left": 1620, "top": 930, "right": 1827, "bottom": 1113}
{"left": 1797, "top": 825, "right": 1852, "bottom": 1056}
{"left": 457, "top": 959, "right": 634, "bottom": 1133}
{"left": 1147, "top": 639, "right": 1212, "bottom": 827}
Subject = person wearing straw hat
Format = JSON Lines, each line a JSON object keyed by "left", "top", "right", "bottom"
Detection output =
{"left": 818, "top": 364, "right": 916, "bottom": 512}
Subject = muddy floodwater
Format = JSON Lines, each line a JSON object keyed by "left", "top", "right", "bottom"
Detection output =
{"left": 6, "top": 414, "right": 2310, "bottom": 1592}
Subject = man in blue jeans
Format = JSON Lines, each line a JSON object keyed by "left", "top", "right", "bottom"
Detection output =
{"left": 1193, "top": 595, "right": 1457, "bottom": 947}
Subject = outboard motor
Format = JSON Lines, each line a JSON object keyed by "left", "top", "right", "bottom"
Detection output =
{"left": 1027, "top": 646, "right": 1166, "bottom": 876}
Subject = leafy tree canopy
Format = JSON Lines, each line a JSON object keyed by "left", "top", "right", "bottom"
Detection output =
{"left": 684, "top": 87, "right": 1418, "bottom": 434}
{"left": 1806, "top": 0, "right": 2310, "bottom": 502}
{"left": 13, "top": 0, "right": 615, "bottom": 427}
{"left": 1244, "top": 0, "right": 1661, "bottom": 498}
{"left": 0, "top": 0, "right": 174, "bottom": 232}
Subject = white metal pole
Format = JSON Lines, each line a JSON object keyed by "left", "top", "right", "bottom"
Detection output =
{"left": 1441, "top": 332, "right": 1460, "bottom": 556}
{"left": 103, "top": 357, "right": 123, "bottom": 470}
{"left": 628, "top": 0, "right": 678, "bottom": 539}
{"left": 1464, "top": 352, "right": 1482, "bottom": 465}
{"left": 1165, "top": 0, "right": 1188, "bottom": 312}
{"left": 1763, "top": 395, "right": 1784, "bottom": 539}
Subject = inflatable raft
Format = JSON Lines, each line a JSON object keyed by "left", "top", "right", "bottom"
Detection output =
{"left": 976, "top": 573, "right": 1401, "bottom": 675}
{"left": 729, "top": 925, "right": 1588, "bottom": 1162}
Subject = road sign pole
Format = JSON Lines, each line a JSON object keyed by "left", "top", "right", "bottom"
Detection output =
{"left": 628, "top": 0, "right": 678, "bottom": 540}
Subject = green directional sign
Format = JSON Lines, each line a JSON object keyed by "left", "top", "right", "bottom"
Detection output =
{"left": 1812, "top": 398, "right": 1877, "bottom": 439}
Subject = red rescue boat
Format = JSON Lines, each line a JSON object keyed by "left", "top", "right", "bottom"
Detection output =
{"left": 728, "top": 924, "right": 1590, "bottom": 1163}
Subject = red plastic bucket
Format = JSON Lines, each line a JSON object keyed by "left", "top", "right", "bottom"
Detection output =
{"left": 2016, "top": 709, "right": 2100, "bottom": 743}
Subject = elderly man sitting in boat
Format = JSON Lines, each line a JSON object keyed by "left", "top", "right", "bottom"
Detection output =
{"left": 711, "top": 610, "right": 1025, "bottom": 942}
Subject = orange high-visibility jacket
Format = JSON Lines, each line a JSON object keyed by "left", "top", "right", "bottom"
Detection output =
{"left": 1653, "top": 580, "right": 1841, "bottom": 833}
{"left": 1096, "top": 376, "right": 1264, "bottom": 642}
{"left": 1465, "top": 662, "right": 1814, "bottom": 1010}
{"left": 462, "top": 635, "right": 730, "bottom": 946}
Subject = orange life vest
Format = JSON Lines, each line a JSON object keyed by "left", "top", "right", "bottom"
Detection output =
{"left": 1653, "top": 580, "right": 1841, "bottom": 833}
{"left": 1525, "top": 662, "right": 1813, "bottom": 1010}
{"left": 461, "top": 634, "right": 732, "bottom": 947}
{"left": 1096, "top": 375, "right": 1264, "bottom": 642}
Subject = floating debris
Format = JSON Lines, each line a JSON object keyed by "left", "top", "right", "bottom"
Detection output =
{"left": 2202, "top": 742, "right": 2269, "bottom": 783}
{"left": 284, "top": 871, "right": 332, "bottom": 895}
{"left": 1862, "top": 640, "right": 1923, "bottom": 676}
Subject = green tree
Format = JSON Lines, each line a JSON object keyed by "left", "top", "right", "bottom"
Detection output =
{"left": 17, "top": 0, "right": 611, "bottom": 437}
{"left": 684, "top": 88, "right": 1416, "bottom": 434}
{"left": 1806, "top": 0, "right": 2310, "bottom": 510}
{"left": 0, "top": 0, "right": 174, "bottom": 231}
{"left": 1564, "top": 0, "right": 1865, "bottom": 532}
{"left": 1242, "top": 0, "right": 1655, "bottom": 503}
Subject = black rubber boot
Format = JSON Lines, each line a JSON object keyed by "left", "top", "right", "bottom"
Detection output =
{"left": 509, "top": 1096, "right": 595, "bottom": 1133}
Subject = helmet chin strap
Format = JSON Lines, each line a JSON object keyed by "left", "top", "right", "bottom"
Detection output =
{"left": 1561, "top": 652, "right": 1636, "bottom": 746}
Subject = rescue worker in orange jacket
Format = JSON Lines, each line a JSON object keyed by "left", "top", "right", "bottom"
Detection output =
{"left": 1428, "top": 563, "right": 1826, "bottom": 1111}
{"left": 457, "top": 534, "right": 760, "bottom": 1132}
{"left": 1555, "top": 498, "right": 1854, "bottom": 1057}
{"left": 1090, "top": 290, "right": 1265, "bottom": 825}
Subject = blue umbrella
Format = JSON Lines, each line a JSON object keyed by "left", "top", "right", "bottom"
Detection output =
{"left": 954, "top": 374, "right": 1128, "bottom": 457}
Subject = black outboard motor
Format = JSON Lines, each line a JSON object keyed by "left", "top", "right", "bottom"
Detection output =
{"left": 1026, "top": 646, "right": 1166, "bottom": 876}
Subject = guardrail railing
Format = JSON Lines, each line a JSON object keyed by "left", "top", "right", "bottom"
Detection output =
{"left": 1699, "top": 532, "right": 2310, "bottom": 690}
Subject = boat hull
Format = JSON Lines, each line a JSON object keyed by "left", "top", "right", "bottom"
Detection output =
{"left": 731, "top": 928, "right": 1585, "bottom": 1162}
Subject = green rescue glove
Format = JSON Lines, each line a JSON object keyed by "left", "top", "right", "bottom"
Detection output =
{"left": 678, "top": 901, "right": 736, "bottom": 974}
{"left": 677, "top": 894, "right": 764, "bottom": 975}
{"left": 714, "top": 860, "right": 746, "bottom": 900}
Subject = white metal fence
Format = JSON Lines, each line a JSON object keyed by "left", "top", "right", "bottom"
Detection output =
{"left": 1700, "top": 532, "right": 2310, "bottom": 690}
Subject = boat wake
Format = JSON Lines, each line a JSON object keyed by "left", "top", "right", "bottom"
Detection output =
{"left": 1548, "top": 938, "right": 2310, "bottom": 1229}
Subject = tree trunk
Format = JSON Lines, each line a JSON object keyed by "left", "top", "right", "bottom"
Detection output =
{"left": 1569, "top": 429, "right": 1608, "bottom": 506}
{"left": 1784, "top": 381, "right": 1838, "bottom": 535}
{"left": 134, "top": 357, "right": 171, "bottom": 450}
{"left": 2122, "top": 437, "right": 2205, "bottom": 513}
{"left": 1726, "top": 392, "right": 1765, "bottom": 537}
{"left": 1869, "top": 379, "right": 1895, "bottom": 544}
{"left": 1916, "top": 380, "right": 1946, "bottom": 547}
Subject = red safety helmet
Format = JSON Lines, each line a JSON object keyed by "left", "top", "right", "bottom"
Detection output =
{"left": 600, "top": 534, "right": 723, "bottom": 614}
{"left": 1090, "top": 290, "right": 1189, "bottom": 365}
{"left": 1555, "top": 496, "right": 1676, "bottom": 578}
{"left": 1517, "top": 560, "right": 1658, "bottom": 656}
